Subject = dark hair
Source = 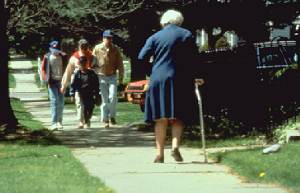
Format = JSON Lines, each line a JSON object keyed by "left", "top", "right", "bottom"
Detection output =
{"left": 79, "top": 56, "right": 88, "bottom": 66}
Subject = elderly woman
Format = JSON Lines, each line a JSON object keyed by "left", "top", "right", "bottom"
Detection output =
{"left": 138, "top": 10, "right": 202, "bottom": 163}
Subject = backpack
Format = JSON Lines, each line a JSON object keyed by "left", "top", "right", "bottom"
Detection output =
{"left": 40, "top": 52, "right": 65, "bottom": 84}
{"left": 40, "top": 52, "right": 51, "bottom": 84}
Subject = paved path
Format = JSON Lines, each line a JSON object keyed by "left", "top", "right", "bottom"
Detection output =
{"left": 9, "top": 59, "right": 288, "bottom": 193}
{"left": 9, "top": 60, "right": 47, "bottom": 101}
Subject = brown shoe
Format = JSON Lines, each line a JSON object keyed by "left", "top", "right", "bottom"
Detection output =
{"left": 154, "top": 156, "right": 164, "bottom": 163}
{"left": 171, "top": 148, "right": 183, "bottom": 162}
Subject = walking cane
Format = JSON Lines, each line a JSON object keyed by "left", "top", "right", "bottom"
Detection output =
{"left": 195, "top": 80, "right": 208, "bottom": 163}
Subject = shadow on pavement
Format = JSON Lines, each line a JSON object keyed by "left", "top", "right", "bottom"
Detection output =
{"left": 54, "top": 125, "right": 155, "bottom": 148}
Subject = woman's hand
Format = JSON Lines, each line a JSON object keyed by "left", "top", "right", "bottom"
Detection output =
{"left": 60, "top": 87, "right": 66, "bottom": 94}
{"left": 195, "top": 78, "right": 204, "bottom": 86}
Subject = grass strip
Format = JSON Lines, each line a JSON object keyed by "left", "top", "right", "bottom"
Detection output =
{"left": 0, "top": 98, "right": 114, "bottom": 193}
{"left": 9, "top": 73, "right": 16, "bottom": 88}
{"left": 0, "top": 144, "right": 114, "bottom": 193}
{"left": 184, "top": 135, "right": 264, "bottom": 148}
{"left": 212, "top": 142, "right": 300, "bottom": 193}
{"left": 12, "top": 98, "right": 44, "bottom": 131}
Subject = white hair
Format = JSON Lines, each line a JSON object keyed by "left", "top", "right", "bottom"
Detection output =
{"left": 160, "top": 10, "right": 184, "bottom": 27}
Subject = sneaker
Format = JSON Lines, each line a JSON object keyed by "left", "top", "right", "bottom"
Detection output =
{"left": 110, "top": 117, "right": 117, "bottom": 125}
{"left": 104, "top": 121, "right": 109, "bottom": 128}
{"left": 78, "top": 122, "right": 84, "bottom": 129}
{"left": 171, "top": 148, "right": 183, "bottom": 162}
{"left": 49, "top": 124, "right": 57, "bottom": 131}
{"left": 56, "top": 122, "right": 63, "bottom": 130}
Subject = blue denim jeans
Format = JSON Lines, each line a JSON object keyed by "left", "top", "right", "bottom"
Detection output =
{"left": 48, "top": 81, "right": 64, "bottom": 125}
{"left": 98, "top": 74, "right": 117, "bottom": 122}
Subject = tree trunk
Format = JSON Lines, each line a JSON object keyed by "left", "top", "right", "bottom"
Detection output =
{"left": 0, "top": 1, "right": 18, "bottom": 132}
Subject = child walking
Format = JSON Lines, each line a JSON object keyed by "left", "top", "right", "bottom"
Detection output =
{"left": 70, "top": 56, "right": 100, "bottom": 128}
{"left": 41, "top": 40, "right": 66, "bottom": 130}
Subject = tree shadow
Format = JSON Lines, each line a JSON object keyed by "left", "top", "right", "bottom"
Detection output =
{"left": 0, "top": 126, "right": 61, "bottom": 146}
{"left": 53, "top": 125, "right": 155, "bottom": 148}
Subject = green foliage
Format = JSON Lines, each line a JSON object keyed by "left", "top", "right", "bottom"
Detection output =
{"left": 274, "top": 63, "right": 298, "bottom": 78}
{"left": 273, "top": 118, "right": 300, "bottom": 144}
{"left": 202, "top": 113, "right": 246, "bottom": 138}
{"left": 215, "top": 36, "right": 230, "bottom": 49}
{"left": 7, "top": 0, "right": 54, "bottom": 56}
{"left": 7, "top": 0, "right": 144, "bottom": 57}
{"left": 48, "top": 0, "right": 91, "bottom": 19}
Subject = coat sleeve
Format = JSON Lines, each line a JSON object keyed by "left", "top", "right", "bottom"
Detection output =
{"left": 92, "top": 71, "right": 100, "bottom": 97}
{"left": 138, "top": 36, "right": 154, "bottom": 62}
{"left": 69, "top": 72, "right": 80, "bottom": 96}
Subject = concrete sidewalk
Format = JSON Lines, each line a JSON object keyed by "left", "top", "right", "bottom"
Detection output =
{"left": 9, "top": 60, "right": 47, "bottom": 102}
{"left": 10, "top": 60, "right": 288, "bottom": 193}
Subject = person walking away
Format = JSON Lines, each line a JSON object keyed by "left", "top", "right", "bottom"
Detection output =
{"left": 92, "top": 30, "right": 124, "bottom": 128}
{"left": 138, "top": 10, "right": 203, "bottom": 163}
{"left": 61, "top": 39, "right": 98, "bottom": 128}
{"left": 41, "top": 40, "right": 66, "bottom": 130}
{"left": 70, "top": 56, "right": 100, "bottom": 128}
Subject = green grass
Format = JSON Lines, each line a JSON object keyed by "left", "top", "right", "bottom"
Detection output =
{"left": 92, "top": 101, "right": 144, "bottom": 125}
{"left": 213, "top": 142, "right": 300, "bottom": 193}
{"left": 2, "top": 98, "right": 114, "bottom": 193}
{"left": 9, "top": 73, "right": 16, "bottom": 88}
{"left": 183, "top": 135, "right": 265, "bottom": 148}
{"left": 116, "top": 102, "right": 144, "bottom": 125}
{"left": 11, "top": 98, "right": 44, "bottom": 130}
{"left": 0, "top": 144, "right": 114, "bottom": 193}
{"left": 31, "top": 60, "right": 38, "bottom": 67}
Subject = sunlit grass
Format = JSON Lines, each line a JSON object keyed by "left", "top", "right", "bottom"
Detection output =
{"left": 212, "top": 142, "right": 300, "bottom": 193}
{"left": 3, "top": 98, "right": 115, "bottom": 193}
{"left": 9, "top": 73, "right": 16, "bottom": 88}
{"left": 0, "top": 144, "right": 114, "bottom": 193}
{"left": 11, "top": 98, "right": 44, "bottom": 130}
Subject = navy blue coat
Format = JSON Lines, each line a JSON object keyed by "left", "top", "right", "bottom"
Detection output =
{"left": 138, "top": 24, "right": 199, "bottom": 124}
